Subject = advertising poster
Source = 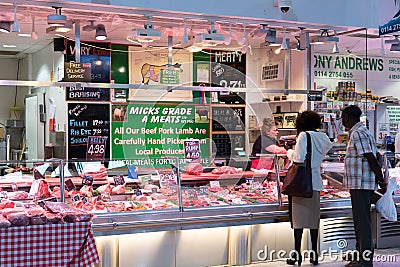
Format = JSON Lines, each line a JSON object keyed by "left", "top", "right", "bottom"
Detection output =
{"left": 111, "top": 103, "right": 211, "bottom": 168}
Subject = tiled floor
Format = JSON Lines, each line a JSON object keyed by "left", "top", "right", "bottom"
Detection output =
{"left": 211, "top": 248, "right": 400, "bottom": 267}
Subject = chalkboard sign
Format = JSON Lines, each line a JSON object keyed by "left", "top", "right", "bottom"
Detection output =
{"left": 212, "top": 133, "right": 245, "bottom": 158}
{"left": 64, "top": 61, "right": 91, "bottom": 82}
{"left": 211, "top": 50, "right": 246, "bottom": 104}
{"left": 212, "top": 106, "right": 245, "bottom": 131}
{"left": 67, "top": 103, "right": 110, "bottom": 160}
{"left": 65, "top": 41, "right": 111, "bottom": 83}
{"left": 66, "top": 86, "right": 110, "bottom": 101}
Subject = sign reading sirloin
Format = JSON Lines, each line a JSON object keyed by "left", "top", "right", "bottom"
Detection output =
{"left": 64, "top": 61, "right": 91, "bottom": 82}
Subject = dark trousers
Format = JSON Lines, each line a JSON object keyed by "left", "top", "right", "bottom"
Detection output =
{"left": 350, "top": 189, "right": 374, "bottom": 266}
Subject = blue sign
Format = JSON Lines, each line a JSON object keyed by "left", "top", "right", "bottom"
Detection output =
{"left": 379, "top": 16, "right": 400, "bottom": 35}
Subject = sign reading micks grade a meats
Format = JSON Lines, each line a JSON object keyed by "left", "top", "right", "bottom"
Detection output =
{"left": 111, "top": 103, "right": 211, "bottom": 168}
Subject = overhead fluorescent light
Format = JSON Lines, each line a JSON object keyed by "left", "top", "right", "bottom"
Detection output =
{"left": 131, "top": 17, "right": 161, "bottom": 43}
{"left": 18, "top": 33, "right": 32, "bottom": 37}
{"left": 3, "top": 44, "right": 17, "bottom": 48}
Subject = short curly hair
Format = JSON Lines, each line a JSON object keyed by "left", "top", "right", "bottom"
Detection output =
{"left": 261, "top": 118, "right": 277, "bottom": 134}
{"left": 295, "top": 110, "right": 321, "bottom": 132}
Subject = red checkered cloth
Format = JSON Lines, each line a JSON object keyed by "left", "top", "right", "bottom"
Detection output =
{"left": 0, "top": 222, "right": 100, "bottom": 267}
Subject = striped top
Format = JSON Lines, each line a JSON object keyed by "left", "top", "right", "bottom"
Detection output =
{"left": 344, "top": 122, "right": 378, "bottom": 190}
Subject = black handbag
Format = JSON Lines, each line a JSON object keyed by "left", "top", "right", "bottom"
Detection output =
{"left": 281, "top": 132, "right": 313, "bottom": 198}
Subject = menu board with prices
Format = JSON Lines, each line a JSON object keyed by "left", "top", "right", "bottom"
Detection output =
{"left": 211, "top": 50, "right": 246, "bottom": 104}
{"left": 67, "top": 103, "right": 110, "bottom": 160}
{"left": 212, "top": 106, "right": 245, "bottom": 132}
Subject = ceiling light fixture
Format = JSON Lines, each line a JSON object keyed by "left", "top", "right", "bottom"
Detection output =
{"left": 265, "top": 28, "right": 277, "bottom": 43}
{"left": 332, "top": 42, "right": 340, "bottom": 53}
{"left": 194, "top": 21, "right": 224, "bottom": 46}
{"left": 82, "top": 20, "right": 96, "bottom": 31}
{"left": 31, "top": 16, "right": 38, "bottom": 40}
{"left": 12, "top": 4, "right": 19, "bottom": 33}
{"left": 281, "top": 26, "right": 288, "bottom": 50}
{"left": 95, "top": 24, "right": 107, "bottom": 40}
{"left": 311, "top": 29, "right": 339, "bottom": 44}
{"left": 0, "top": 22, "right": 11, "bottom": 33}
{"left": 237, "top": 24, "right": 246, "bottom": 46}
{"left": 55, "top": 20, "right": 73, "bottom": 33}
{"left": 131, "top": 17, "right": 161, "bottom": 43}
{"left": 47, "top": 6, "right": 66, "bottom": 26}
{"left": 385, "top": 36, "right": 400, "bottom": 52}
{"left": 224, "top": 22, "right": 232, "bottom": 45}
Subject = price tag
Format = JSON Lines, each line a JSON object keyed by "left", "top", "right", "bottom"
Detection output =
{"left": 81, "top": 195, "right": 88, "bottom": 204}
{"left": 209, "top": 181, "right": 220, "bottom": 189}
{"left": 0, "top": 191, "right": 8, "bottom": 200}
{"left": 82, "top": 175, "right": 94, "bottom": 186}
{"left": 65, "top": 179, "right": 76, "bottom": 191}
{"left": 37, "top": 197, "right": 58, "bottom": 206}
{"left": 323, "top": 113, "right": 331, "bottom": 122}
{"left": 151, "top": 187, "right": 158, "bottom": 194}
{"left": 134, "top": 189, "right": 142, "bottom": 196}
{"left": 11, "top": 182, "right": 18, "bottom": 192}
{"left": 187, "top": 189, "right": 198, "bottom": 200}
{"left": 158, "top": 170, "right": 177, "bottom": 188}
{"left": 86, "top": 136, "right": 108, "bottom": 161}
{"left": 246, "top": 177, "right": 254, "bottom": 185}
{"left": 140, "top": 174, "right": 152, "bottom": 185}
{"left": 199, "top": 185, "right": 209, "bottom": 196}
{"left": 183, "top": 139, "right": 201, "bottom": 161}
{"left": 33, "top": 162, "right": 49, "bottom": 180}
{"left": 326, "top": 101, "right": 333, "bottom": 109}
{"left": 71, "top": 194, "right": 81, "bottom": 202}
{"left": 101, "top": 192, "right": 111, "bottom": 201}
{"left": 113, "top": 174, "right": 125, "bottom": 186}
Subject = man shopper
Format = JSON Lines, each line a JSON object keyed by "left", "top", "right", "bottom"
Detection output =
{"left": 341, "top": 105, "right": 387, "bottom": 267}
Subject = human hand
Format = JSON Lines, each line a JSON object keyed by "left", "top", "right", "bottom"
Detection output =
{"left": 378, "top": 182, "right": 388, "bottom": 194}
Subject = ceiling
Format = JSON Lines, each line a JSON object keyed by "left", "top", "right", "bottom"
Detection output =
{"left": 0, "top": 0, "right": 393, "bottom": 59}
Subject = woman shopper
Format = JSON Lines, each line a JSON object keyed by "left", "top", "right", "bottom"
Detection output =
{"left": 285, "top": 111, "right": 332, "bottom": 266}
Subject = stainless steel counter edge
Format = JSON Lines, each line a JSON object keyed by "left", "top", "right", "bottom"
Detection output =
{"left": 92, "top": 198, "right": 357, "bottom": 236}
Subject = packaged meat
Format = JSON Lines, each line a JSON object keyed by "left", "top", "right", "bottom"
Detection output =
{"left": 44, "top": 201, "right": 75, "bottom": 214}
{"left": 30, "top": 215, "right": 47, "bottom": 225}
{"left": 0, "top": 214, "right": 11, "bottom": 228}
{"left": 7, "top": 212, "right": 30, "bottom": 226}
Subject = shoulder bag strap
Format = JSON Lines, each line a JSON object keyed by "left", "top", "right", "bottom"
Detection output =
{"left": 305, "top": 132, "right": 312, "bottom": 168}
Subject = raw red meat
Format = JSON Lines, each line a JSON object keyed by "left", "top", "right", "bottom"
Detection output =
{"left": 7, "top": 212, "right": 30, "bottom": 226}
{"left": 111, "top": 185, "right": 126, "bottom": 194}
{"left": 185, "top": 163, "right": 203, "bottom": 175}
{"left": 0, "top": 214, "right": 11, "bottom": 228}
{"left": 30, "top": 215, "right": 47, "bottom": 225}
